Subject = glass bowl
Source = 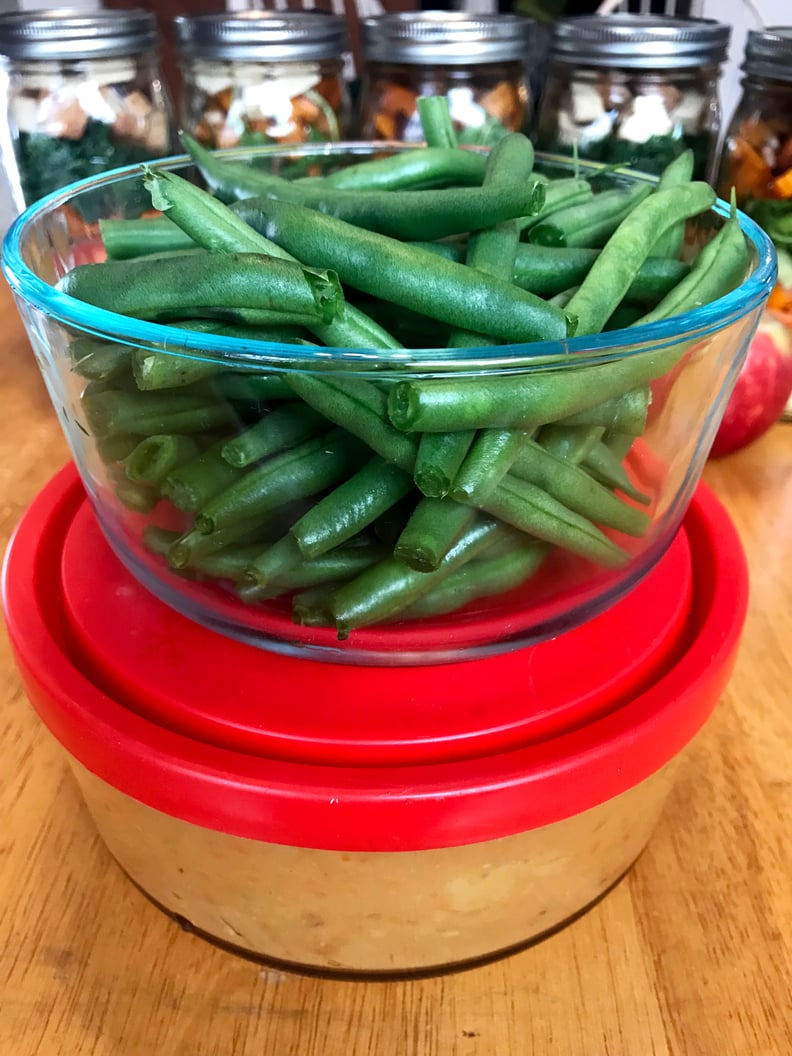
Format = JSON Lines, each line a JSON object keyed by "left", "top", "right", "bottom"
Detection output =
{"left": 1, "top": 142, "right": 776, "bottom": 664}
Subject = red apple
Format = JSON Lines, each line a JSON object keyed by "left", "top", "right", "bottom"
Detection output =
{"left": 709, "top": 313, "right": 792, "bottom": 458}
{"left": 71, "top": 238, "right": 106, "bottom": 266}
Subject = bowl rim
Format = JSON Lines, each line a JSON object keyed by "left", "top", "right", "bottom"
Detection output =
{"left": 0, "top": 141, "right": 778, "bottom": 372}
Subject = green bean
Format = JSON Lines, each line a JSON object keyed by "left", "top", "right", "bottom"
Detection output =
{"left": 582, "top": 442, "right": 651, "bottom": 506}
{"left": 133, "top": 349, "right": 219, "bottom": 392}
{"left": 144, "top": 526, "right": 268, "bottom": 582}
{"left": 529, "top": 184, "right": 652, "bottom": 248}
{"left": 450, "top": 429, "right": 533, "bottom": 503}
{"left": 59, "top": 251, "right": 342, "bottom": 327}
{"left": 221, "top": 403, "right": 326, "bottom": 468}
{"left": 168, "top": 518, "right": 266, "bottom": 568}
{"left": 417, "top": 95, "right": 458, "bottom": 149}
{"left": 195, "top": 429, "right": 365, "bottom": 535}
{"left": 144, "top": 166, "right": 294, "bottom": 260}
{"left": 291, "top": 456, "right": 414, "bottom": 559}
{"left": 394, "top": 497, "right": 476, "bottom": 572}
{"left": 512, "top": 246, "right": 689, "bottom": 300}
{"left": 235, "top": 199, "right": 571, "bottom": 344}
{"left": 387, "top": 352, "right": 675, "bottom": 434}
{"left": 605, "top": 432, "right": 634, "bottom": 459}
{"left": 373, "top": 495, "right": 418, "bottom": 549}
{"left": 270, "top": 546, "right": 386, "bottom": 593}
{"left": 181, "top": 133, "right": 297, "bottom": 202}
{"left": 566, "top": 182, "right": 717, "bottom": 334}
{"left": 413, "top": 429, "right": 476, "bottom": 498}
{"left": 449, "top": 133, "right": 535, "bottom": 348}
{"left": 409, "top": 238, "right": 688, "bottom": 304}
{"left": 132, "top": 326, "right": 306, "bottom": 391}
{"left": 604, "top": 304, "right": 646, "bottom": 331}
{"left": 556, "top": 388, "right": 650, "bottom": 435}
{"left": 113, "top": 475, "right": 159, "bottom": 514}
{"left": 537, "top": 424, "right": 605, "bottom": 465}
{"left": 548, "top": 287, "right": 579, "bottom": 309}
{"left": 100, "top": 216, "right": 196, "bottom": 259}
{"left": 125, "top": 434, "right": 201, "bottom": 485}
{"left": 621, "top": 258, "right": 690, "bottom": 306}
{"left": 132, "top": 352, "right": 211, "bottom": 392}
{"left": 198, "top": 373, "right": 292, "bottom": 404}
{"left": 635, "top": 213, "right": 749, "bottom": 325}
{"left": 145, "top": 165, "right": 399, "bottom": 350}
{"left": 517, "top": 178, "right": 593, "bottom": 232}
{"left": 404, "top": 241, "right": 464, "bottom": 264}
{"left": 513, "top": 244, "right": 598, "bottom": 295}
{"left": 132, "top": 349, "right": 221, "bottom": 391}
{"left": 243, "top": 533, "right": 304, "bottom": 588}
{"left": 83, "top": 389, "right": 240, "bottom": 438}
{"left": 242, "top": 179, "right": 546, "bottom": 243}
{"left": 292, "top": 584, "right": 337, "bottom": 626}
{"left": 284, "top": 373, "right": 419, "bottom": 472}
{"left": 247, "top": 535, "right": 386, "bottom": 591}
{"left": 326, "top": 517, "right": 506, "bottom": 636}
{"left": 70, "top": 336, "right": 130, "bottom": 381}
{"left": 657, "top": 148, "right": 695, "bottom": 187}
{"left": 402, "top": 543, "right": 549, "bottom": 618}
{"left": 321, "top": 147, "right": 487, "bottom": 190}
{"left": 95, "top": 433, "right": 139, "bottom": 464}
{"left": 142, "top": 525, "right": 180, "bottom": 556}
{"left": 184, "top": 130, "right": 543, "bottom": 242}
{"left": 477, "top": 475, "right": 628, "bottom": 567}
{"left": 510, "top": 440, "right": 650, "bottom": 536}
{"left": 82, "top": 376, "right": 138, "bottom": 398}
{"left": 348, "top": 293, "right": 452, "bottom": 348}
{"left": 651, "top": 149, "right": 695, "bottom": 258}
{"left": 161, "top": 440, "right": 244, "bottom": 512}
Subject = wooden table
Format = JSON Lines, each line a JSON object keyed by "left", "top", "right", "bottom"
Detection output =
{"left": 1, "top": 282, "right": 790, "bottom": 1056}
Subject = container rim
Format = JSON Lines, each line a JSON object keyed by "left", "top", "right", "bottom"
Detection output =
{"left": 1, "top": 141, "right": 778, "bottom": 373}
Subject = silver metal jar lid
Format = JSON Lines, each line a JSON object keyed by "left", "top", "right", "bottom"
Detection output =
{"left": 361, "top": 12, "right": 534, "bottom": 66}
{"left": 0, "top": 8, "right": 158, "bottom": 61}
{"left": 174, "top": 11, "right": 347, "bottom": 63}
{"left": 550, "top": 14, "right": 730, "bottom": 69}
{"left": 743, "top": 26, "right": 792, "bottom": 82}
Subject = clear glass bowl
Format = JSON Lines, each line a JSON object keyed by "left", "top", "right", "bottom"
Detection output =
{"left": 1, "top": 143, "right": 776, "bottom": 664}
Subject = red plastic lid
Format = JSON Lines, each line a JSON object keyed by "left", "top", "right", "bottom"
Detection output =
{"left": 59, "top": 497, "right": 692, "bottom": 766}
{"left": 2, "top": 466, "right": 748, "bottom": 851}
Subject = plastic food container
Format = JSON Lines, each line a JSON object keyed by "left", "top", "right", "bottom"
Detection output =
{"left": 534, "top": 15, "right": 730, "bottom": 179}
{"left": 0, "top": 143, "right": 775, "bottom": 665}
{"left": 2, "top": 464, "right": 748, "bottom": 975}
{"left": 174, "top": 12, "right": 349, "bottom": 150}
{"left": 359, "top": 13, "right": 534, "bottom": 144}
{"left": 0, "top": 8, "right": 174, "bottom": 211}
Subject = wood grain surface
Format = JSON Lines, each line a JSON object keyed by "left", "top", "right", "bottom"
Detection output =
{"left": 0, "top": 281, "right": 790, "bottom": 1056}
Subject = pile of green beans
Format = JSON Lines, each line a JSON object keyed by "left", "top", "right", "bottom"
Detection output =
{"left": 61, "top": 98, "right": 751, "bottom": 639}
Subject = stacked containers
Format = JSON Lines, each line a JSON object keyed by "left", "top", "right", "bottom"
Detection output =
{"left": 359, "top": 12, "right": 534, "bottom": 145}
{"left": 534, "top": 15, "right": 730, "bottom": 179}
{"left": 0, "top": 8, "right": 173, "bottom": 210}
{"left": 174, "top": 11, "right": 349, "bottom": 149}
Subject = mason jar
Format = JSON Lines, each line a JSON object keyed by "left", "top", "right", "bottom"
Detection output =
{"left": 716, "top": 27, "right": 792, "bottom": 415}
{"left": 174, "top": 11, "right": 349, "bottom": 150}
{"left": 359, "top": 12, "right": 534, "bottom": 145}
{"left": 716, "top": 27, "right": 792, "bottom": 313}
{"left": 0, "top": 9, "right": 173, "bottom": 210}
{"left": 535, "top": 15, "right": 730, "bottom": 179}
